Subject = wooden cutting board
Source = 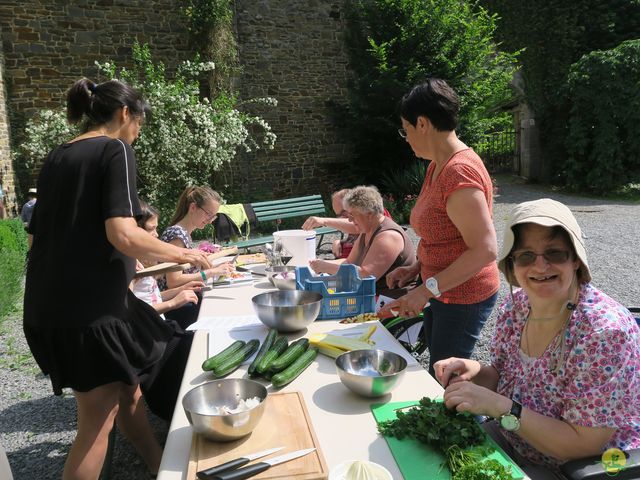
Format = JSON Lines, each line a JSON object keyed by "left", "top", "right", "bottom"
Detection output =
{"left": 134, "top": 247, "right": 239, "bottom": 279}
{"left": 186, "top": 391, "right": 328, "bottom": 479}
{"left": 237, "top": 253, "right": 267, "bottom": 265}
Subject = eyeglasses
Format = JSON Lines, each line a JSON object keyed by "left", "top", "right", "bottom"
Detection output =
{"left": 198, "top": 205, "right": 217, "bottom": 221}
{"left": 398, "top": 128, "right": 407, "bottom": 139}
{"left": 511, "top": 249, "right": 572, "bottom": 267}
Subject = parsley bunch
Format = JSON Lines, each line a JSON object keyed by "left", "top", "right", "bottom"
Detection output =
{"left": 378, "top": 397, "right": 512, "bottom": 479}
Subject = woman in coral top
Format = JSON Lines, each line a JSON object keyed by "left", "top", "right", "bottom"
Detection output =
{"left": 380, "top": 78, "right": 499, "bottom": 376}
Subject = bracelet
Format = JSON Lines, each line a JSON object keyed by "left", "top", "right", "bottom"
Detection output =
{"left": 200, "top": 270, "right": 207, "bottom": 282}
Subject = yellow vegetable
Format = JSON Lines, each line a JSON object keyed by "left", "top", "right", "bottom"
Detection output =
{"left": 358, "top": 325, "right": 377, "bottom": 344}
{"left": 309, "top": 332, "right": 374, "bottom": 359}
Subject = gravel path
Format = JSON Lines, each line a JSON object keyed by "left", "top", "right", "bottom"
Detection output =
{"left": 1, "top": 176, "right": 639, "bottom": 479}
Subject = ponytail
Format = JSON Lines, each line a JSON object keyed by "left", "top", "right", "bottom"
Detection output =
{"left": 170, "top": 186, "right": 222, "bottom": 225}
{"left": 66, "top": 78, "right": 150, "bottom": 131}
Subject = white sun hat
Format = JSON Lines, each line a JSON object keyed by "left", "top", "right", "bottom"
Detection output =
{"left": 497, "top": 198, "right": 590, "bottom": 286}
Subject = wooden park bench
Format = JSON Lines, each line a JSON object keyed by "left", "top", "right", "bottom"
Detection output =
{"left": 220, "top": 194, "right": 339, "bottom": 251}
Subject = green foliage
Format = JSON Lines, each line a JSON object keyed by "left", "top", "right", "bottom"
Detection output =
{"left": 481, "top": 0, "right": 640, "bottom": 183}
{"left": 16, "top": 43, "right": 276, "bottom": 230}
{"left": 379, "top": 159, "right": 426, "bottom": 224}
{"left": 178, "top": 0, "right": 239, "bottom": 96}
{"left": 178, "top": 0, "right": 233, "bottom": 47}
{"left": 0, "top": 219, "right": 28, "bottom": 320}
{"left": 565, "top": 40, "right": 640, "bottom": 192}
{"left": 343, "top": 0, "right": 518, "bottom": 181}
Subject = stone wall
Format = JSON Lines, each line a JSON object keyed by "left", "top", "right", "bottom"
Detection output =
{"left": 0, "top": 0, "right": 353, "bottom": 208}
{"left": 0, "top": 48, "right": 16, "bottom": 216}
{"left": 229, "top": 0, "right": 352, "bottom": 201}
{"left": 0, "top": 0, "right": 192, "bottom": 205}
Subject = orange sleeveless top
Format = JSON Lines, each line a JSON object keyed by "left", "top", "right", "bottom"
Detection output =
{"left": 409, "top": 149, "right": 499, "bottom": 304}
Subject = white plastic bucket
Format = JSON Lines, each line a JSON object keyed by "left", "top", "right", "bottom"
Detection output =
{"left": 272, "top": 229, "right": 316, "bottom": 266}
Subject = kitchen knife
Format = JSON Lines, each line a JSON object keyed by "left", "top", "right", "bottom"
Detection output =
{"left": 235, "top": 265, "right": 266, "bottom": 276}
{"left": 211, "top": 448, "right": 316, "bottom": 480}
{"left": 196, "top": 447, "right": 283, "bottom": 479}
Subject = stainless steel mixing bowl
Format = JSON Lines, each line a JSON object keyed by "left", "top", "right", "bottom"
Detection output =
{"left": 265, "top": 265, "right": 297, "bottom": 287}
{"left": 182, "top": 378, "right": 267, "bottom": 441}
{"left": 335, "top": 349, "right": 407, "bottom": 398}
{"left": 251, "top": 290, "right": 322, "bottom": 332}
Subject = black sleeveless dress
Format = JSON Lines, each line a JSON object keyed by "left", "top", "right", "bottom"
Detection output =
{"left": 23, "top": 136, "right": 173, "bottom": 395}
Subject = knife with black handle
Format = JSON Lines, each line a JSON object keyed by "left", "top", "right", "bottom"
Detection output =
{"left": 211, "top": 448, "right": 316, "bottom": 480}
{"left": 196, "top": 447, "right": 283, "bottom": 479}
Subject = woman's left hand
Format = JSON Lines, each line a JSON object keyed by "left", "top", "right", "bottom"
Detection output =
{"left": 443, "top": 381, "right": 509, "bottom": 418}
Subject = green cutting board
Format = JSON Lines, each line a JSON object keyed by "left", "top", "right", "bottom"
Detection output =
{"left": 371, "top": 400, "right": 525, "bottom": 480}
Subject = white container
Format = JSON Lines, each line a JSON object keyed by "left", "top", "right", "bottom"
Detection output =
{"left": 272, "top": 229, "right": 316, "bottom": 267}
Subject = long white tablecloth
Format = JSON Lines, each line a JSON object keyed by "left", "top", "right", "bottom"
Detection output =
{"left": 157, "top": 278, "right": 444, "bottom": 480}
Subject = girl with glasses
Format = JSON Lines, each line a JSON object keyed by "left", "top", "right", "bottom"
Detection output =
{"left": 158, "top": 186, "right": 234, "bottom": 328}
{"left": 434, "top": 198, "right": 640, "bottom": 478}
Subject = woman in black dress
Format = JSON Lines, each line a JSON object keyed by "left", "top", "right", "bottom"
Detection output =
{"left": 23, "top": 78, "right": 211, "bottom": 479}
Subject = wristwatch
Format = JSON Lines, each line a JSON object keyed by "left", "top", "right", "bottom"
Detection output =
{"left": 425, "top": 277, "right": 441, "bottom": 297}
{"left": 499, "top": 399, "right": 523, "bottom": 432}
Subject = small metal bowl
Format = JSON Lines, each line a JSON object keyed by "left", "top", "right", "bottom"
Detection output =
{"left": 271, "top": 274, "right": 297, "bottom": 290}
{"left": 252, "top": 290, "right": 322, "bottom": 332}
{"left": 335, "top": 349, "right": 407, "bottom": 398}
{"left": 182, "top": 379, "right": 267, "bottom": 441}
{"left": 265, "top": 265, "right": 297, "bottom": 286}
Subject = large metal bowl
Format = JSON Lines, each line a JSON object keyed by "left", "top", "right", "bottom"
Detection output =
{"left": 265, "top": 265, "right": 297, "bottom": 287}
{"left": 182, "top": 379, "right": 267, "bottom": 441}
{"left": 251, "top": 290, "right": 323, "bottom": 332}
{"left": 335, "top": 349, "right": 407, "bottom": 398}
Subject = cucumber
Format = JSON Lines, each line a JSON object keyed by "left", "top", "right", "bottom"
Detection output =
{"left": 248, "top": 328, "right": 277, "bottom": 376}
{"left": 212, "top": 339, "right": 261, "bottom": 378}
{"left": 272, "top": 347, "right": 318, "bottom": 388}
{"left": 256, "top": 337, "right": 289, "bottom": 374}
{"left": 269, "top": 338, "right": 310, "bottom": 373}
{"left": 202, "top": 340, "right": 246, "bottom": 371}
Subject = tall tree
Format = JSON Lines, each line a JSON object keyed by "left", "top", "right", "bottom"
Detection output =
{"left": 343, "top": 0, "right": 518, "bottom": 181}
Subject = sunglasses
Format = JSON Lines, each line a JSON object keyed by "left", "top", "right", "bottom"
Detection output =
{"left": 398, "top": 128, "right": 407, "bottom": 139}
{"left": 511, "top": 249, "right": 572, "bottom": 267}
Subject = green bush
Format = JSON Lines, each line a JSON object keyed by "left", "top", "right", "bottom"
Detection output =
{"left": 481, "top": 0, "right": 640, "bottom": 182}
{"left": 0, "top": 219, "right": 28, "bottom": 319}
{"left": 343, "top": 0, "right": 518, "bottom": 182}
{"left": 565, "top": 40, "right": 640, "bottom": 193}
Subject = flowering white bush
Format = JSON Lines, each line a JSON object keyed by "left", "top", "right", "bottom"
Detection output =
{"left": 17, "top": 42, "right": 277, "bottom": 224}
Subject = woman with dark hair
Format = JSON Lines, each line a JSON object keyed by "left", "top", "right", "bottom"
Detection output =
{"left": 380, "top": 78, "right": 499, "bottom": 376}
{"left": 24, "top": 78, "right": 211, "bottom": 479}
{"left": 435, "top": 199, "right": 640, "bottom": 477}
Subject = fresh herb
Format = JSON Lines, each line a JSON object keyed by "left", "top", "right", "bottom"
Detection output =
{"left": 447, "top": 446, "right": 512, "bottom": 479}
{"left": 378, "top": 397, "right": 513, "bottom": 479}
{"left": 453, "top": 458, "right": 512, "bottom": 480}
{"left": 378, "top": 397, "right": 485, "bottom": 448}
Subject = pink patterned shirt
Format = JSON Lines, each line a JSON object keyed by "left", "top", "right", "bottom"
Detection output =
{"left": 491, "top": 283, "right": 640, "bottom": 468}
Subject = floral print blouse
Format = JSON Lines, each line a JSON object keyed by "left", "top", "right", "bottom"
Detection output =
{"left": 157, "top": 225, "right": 198, "bottom": 291}
{"left": 491, "top": 282, "right": 640, "bottom": 468}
